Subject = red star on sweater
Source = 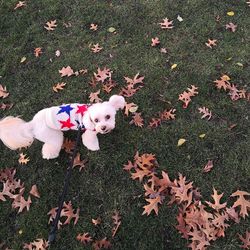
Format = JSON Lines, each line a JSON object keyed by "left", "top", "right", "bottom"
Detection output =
{"left": 59, "top": 118, "right": 75, "bottom": 129}
{"left": 75, "top": 105, "right": 88, "bottom": 116}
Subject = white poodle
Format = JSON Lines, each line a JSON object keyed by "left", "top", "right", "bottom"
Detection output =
{"left": 0, "top": 95, "right": 125, "bottom": 159}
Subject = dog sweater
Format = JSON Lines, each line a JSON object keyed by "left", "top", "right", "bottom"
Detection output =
{"left": 45, "top": 104, "right": 89, "bottom": 131}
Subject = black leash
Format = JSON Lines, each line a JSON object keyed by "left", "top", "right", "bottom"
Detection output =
{"left": 48, "top": 125, "right": 84, "bottom": 244}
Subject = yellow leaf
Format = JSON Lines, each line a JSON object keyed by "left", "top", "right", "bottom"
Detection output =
{"left": 129, "top": 105, "right": 138, "bottom": 113}
{"left": 236, "top": 62, "right": 243, "bottom": 67}
{"left": 226, "top": 57, "right": 232, "bottom": 61}
{"left": 171, "top": 64, "right": 177, "bottom": 70}
{"left": 227, "top": 11, "right": 235, "bottom": 16}
{"left": 199, "top": 133, "right": 206, "bottom": 138}
{"left": 20, "top": 57, "right": 26, "bottom": 63}
{"left": 177, "top": 138, "right": 186, "bottom": 146}
{"left": 221, "top": 75, "right": 230, "bottom": 81}
{"left": 18, "top": 230, "right": 23, "bottom": 234}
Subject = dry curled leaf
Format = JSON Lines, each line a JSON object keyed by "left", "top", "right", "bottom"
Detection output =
{"left": 24, "top": 239, "right": 48, "bottom": 250}
{"left": 0, "top": 103, "right": 13, "bottom": 110}
{"left": 44, "top": 20, "right": 57, "bottom": 31}
{"left": 92, "top": 237, "right": 111, "bottom": 250}
{"left": 53, "top": 82, "right": 66, "bottom": 92}
{"left": 94, "top": 67, "right": 112, "bottom": 83}
{"left": 231, "top": 190, "right": 250, "bottom": 219}
{"left": 12, "top": 195, "right": 32, "bottom": 213}
{"left": 73, "top": 153, "right": 88, "bottom": 171}
{"left": 206, "top": 188, "right": 227, "bottom": 211}
{"left": 226, "top": 22, "right": 237, "bottom": 32}
{"left": 92, "top": 217, "right": 102, "bottom": 226}
{"left": 29, "top": 185, "right": 40, "bottom": 198}
{"left": 124, "top": 102, "right": 138, "bottom": 116}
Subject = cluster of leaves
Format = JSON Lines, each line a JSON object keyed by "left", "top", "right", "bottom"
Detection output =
{"left": 148, "top": 108, "right": 176, "bottom": 129}
{"left": 178, "top": 85, "right": 199, "bottom": 108}
{"left": 47, "top": 201, "right": 80, "bottom": 229}
{"left": 0, "top": 168, "right": 40, "bottom": 213}
{"left": 213, "top": 75, "right": 248, "bottom": 101}
{"left": 76, "top": 211, "right": 121, "bottom": 250}
{"left": 23, "top": 239, "right": 48, "bottom": 250}
{"left": 123, "top": 152, "right": 250, "bottom": 249}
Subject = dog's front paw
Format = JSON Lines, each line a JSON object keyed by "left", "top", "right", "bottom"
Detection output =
{"left": 42, "top": 144, "right": 60, "bottom": 159}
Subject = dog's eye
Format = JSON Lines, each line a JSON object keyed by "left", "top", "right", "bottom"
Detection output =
{"left": 94, "top": 118, "right": 99, "bottom": 123}
{"left": 105, "top": 115, "right": 110, "bottom": 120}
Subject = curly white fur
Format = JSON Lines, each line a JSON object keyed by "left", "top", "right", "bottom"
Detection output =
{"left": 0, "top": 95, "right": 125, "bottom": 159}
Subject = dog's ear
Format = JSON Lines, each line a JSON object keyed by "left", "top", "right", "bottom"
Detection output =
{"left": 109, "top": 95, "right": 125, "bottom": 111}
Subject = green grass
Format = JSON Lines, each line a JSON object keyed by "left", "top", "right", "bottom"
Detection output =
{"left": 0, "top": 0, "right": 249, "bottom": 249}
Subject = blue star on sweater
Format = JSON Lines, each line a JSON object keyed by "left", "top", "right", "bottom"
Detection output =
{"left": 57, "top": 104, "right": 74, "bottom": 116}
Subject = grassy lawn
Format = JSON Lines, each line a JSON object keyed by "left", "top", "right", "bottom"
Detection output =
{"left": 0, "top": 0, "right": 249, "bottom": 249}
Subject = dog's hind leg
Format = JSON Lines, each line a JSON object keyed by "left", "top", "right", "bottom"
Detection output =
{"left": 31, "top": 110, "right": 64, "bottom": 159}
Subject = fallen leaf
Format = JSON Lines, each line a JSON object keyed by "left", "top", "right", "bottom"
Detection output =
{"left": 24, "top": 239, "right": 48, "bottom": 250}
{"left": 55, "top": 50, "right": 61, "bottom": 57}
{"left": 226, "top": 22, "right": 237, "bottom": 32}
{"left": 227, "top": 11, "right": 235, "bottom": 16}
{"left": 92, "top": 237, "right": 111, "bottom": 250}
{"left": 92, "top": 217, "right": 102, "bottom": 226}
{"left": 52, "top": 82, "right": 66, "bottom": 92}
{"left": 171, "top": 64, "right": 177, "bottom": 70}
{"left": 91, "top": 43, "right": 103, "bottom": 53}
{"left": 206, "top": 188, "right": 227, "bottom": 211}
{"left": 124, "top": 102, "right": 138, "bottom": 116}
{"left": 0, "top": 103, "right": 13, "bottom": 110}
{"left": 90, "top": 23, "right": 98, "bottom": 31}
{"left": 129, "top": 112, "right": 144, "bottom": 127}
{"left": 177, "top": 138, "right": 186, "bottom": 147}
{"left": 12, "top": 195, "right": 32, "bottom": 213}
{"left": 89, "top": 90, "right": 102, "bottom": 103}
{"left": 206, "top": 39, "right": 217, "bottom": 48}
{"left": 238, "top": 231, "right": 250, "bottom": 249}
{"left": 198, "top": 107, "right": 212, "bottom": 120}
{"left": 18, "top": 153, "right": 30, "bottom": 165}
{"left": 14, "top": 1, "right": 26, "bottom": 10}
{"left": 73, "top": 153, "right": 88, "bottom": 171}
{"left": 62, "top": 138, "right": 75, "bottom": 154}
{"left": 231, "top": 190, "right": 250, "bottom": 219}
{"left": 29, "top": 185, "right": 40, "bottom": 198}
{"left": 59, "top": 66, "right": 74, "bottom": 77}
{"left": 236, "top": 62, "right": 244, "bottom": 67}
{"left": 94, "top": 67, "right": 112, "bottom": 83}
{"left": 77, "top": 233, "right": 93, "bottom": 245}
{"left": 20, "top": 57, "right": 27, "bottom": 63}
{"left": 198, "top": 134, "right": 206, "bottom": 139}
{"left": 177, "top": 15, "right": 183, "bottom": 22}
{"left": 178, "top": 85, "right": 198, "bottom": 108}
{"left": 112, "top": 211, "right": 121, "bottom": 238}
{"left": 34, "top": 47, "right": 42, "bottom": 57}
{"left": 151, "top": 37, "right": 160, "bottom": 47}
{"left": 159, "top": 18, "right": 174, "bottom": 29}
{"left": 142, "top": 196, "right": 162, "bottom": 215}
{"left": 0, "top": 85, "right": 9, "bottom": 99}
{"left": 203, "top": 160, "right": 213, "bottom": 173}
{"left": 44, "top": 20, "right": 57, "bottom": 31}
{"left": 108, "top": 27, "right": 116, "bottom": 33}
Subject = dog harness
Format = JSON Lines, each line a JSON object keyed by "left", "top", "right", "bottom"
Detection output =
{"left": 45, "top": 104, "right": 89, "bottom": 131}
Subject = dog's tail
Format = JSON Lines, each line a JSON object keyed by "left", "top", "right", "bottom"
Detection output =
{"left": 0, "top": 116, "right": 34, "bottom": 150}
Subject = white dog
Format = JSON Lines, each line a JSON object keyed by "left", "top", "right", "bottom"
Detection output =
{"left": 0, "top": 95, "right": 125, "bottom": 159}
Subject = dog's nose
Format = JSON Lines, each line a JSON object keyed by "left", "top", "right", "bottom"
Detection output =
{"left": 101, "top": 126, "right": 106, "bottom": 131}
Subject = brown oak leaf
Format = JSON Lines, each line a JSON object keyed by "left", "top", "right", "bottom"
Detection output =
{"left": 0, "top": 103, "right": 13, "bottom": 110}
{"left": 231, "top": 190, "right": 250, "bottom": 219}
{"left": 94, "top": 67, "right": 112, "bottom": 83}
{"left": 0, "top": 85, "right": 9, "bottom": 99}
{"left": 203, "top": 160, "right": 213, "bottom": 173}
{"left": 12, "top": 195, "right": 32, "bottom": 213}
{"left": 73, "top": 153, "right": 88, "bottom": 171}
{"left": 124, "top": 102, "right": 138, "bottom": 116}
{"left": 29, "top": 185, "right": 40, "bottom": 198}
{"left": 44, "top": 20, "right": 57, "bottom": 31}
{"left": 89, "top": 90, "right": 102, "bottom": 103}
{"left": 206, "top": 188, "right": 227, "bottom": 211}
{"left": 205, "top": 39, "right": 217, "bottom": 48}
{"left": 129, "top": 112, "right": 144, "bottom": 127}
{"left": 159, "top": 18, "right": 174, "bottom": 29}
{"left": 178, "top": 85, "right": 198, "bottom": 108}
{"left": 34, "top": 47, "right": 42, "bottom": 57}
{"left": 151, "top": 37, "right": 160, "bottom": 47}
{"left": 18, "top": 153, "right": 30, "bottom": 165}
{"left": 238, "top": 231, "right": 250, "bottom": 249}
{"left": 226, "top": 22, "right": 237, "bottom": 32}
{"left": 62, "top": 138, "right": 75, "bottom": 154}
{"left": 198, "top": 107, "right": 212, "bottom": 120}
{"left": 77, "top": 233, "right": 93, "bottom": 245}
{"left": 91, "top": 43, "right": 103, "bottom": 53}
{"left": 52, "top": 82, "right": 66, "bottom": 92}
{"left": 142, "top": 196, "right": 162, "bottom": 215}
{"left": 14, "top": 1, "right": 26, "bottom": 10}
{"left": 90, "top": 23, "right": 98, "bottom": 31}
{"left": 59, "top": 66, "right": 74, "bottom": 77}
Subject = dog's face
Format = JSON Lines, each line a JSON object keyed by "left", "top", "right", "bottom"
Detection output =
{"left": 86, "top": 95, "right": 125, "bottom": 134}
